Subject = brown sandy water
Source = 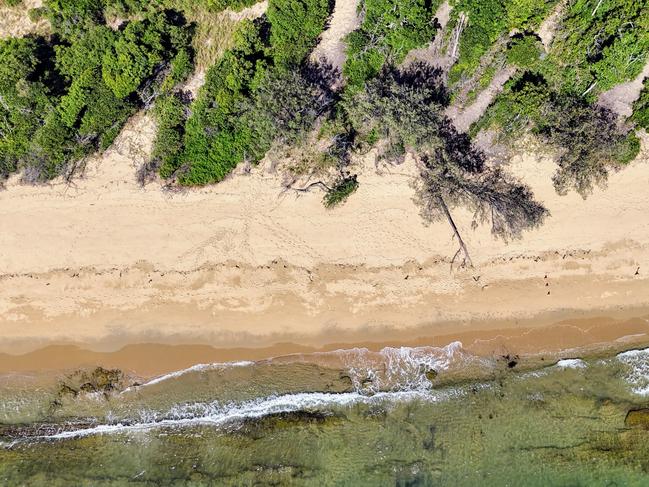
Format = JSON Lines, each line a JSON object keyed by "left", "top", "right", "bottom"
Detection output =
{"left": 1, "top": 311, "right": 648, "bottom": 378}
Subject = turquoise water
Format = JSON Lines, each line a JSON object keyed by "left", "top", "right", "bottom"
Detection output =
{"left": 2, "top": 344, "right": 649, "bottom": 485}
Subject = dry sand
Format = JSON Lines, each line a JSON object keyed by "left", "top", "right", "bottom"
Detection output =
{"left": 0, "top": 0, "right": 48, "bottom": 39}
{"left": 311, "top": 0, "right": 361, "bottom": 72}
{"left": 538, "top": 0, "right": 567, "bottom": 52}
{"left": 446, "top": 66, "right": 517, "bottom": 133}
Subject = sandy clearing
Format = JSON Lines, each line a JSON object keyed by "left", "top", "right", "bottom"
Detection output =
{"left": 538, "top": 0, "right": 567, "bottom": 52}
{"left": 0, "top": 0, "right": 48, "bottom": 39}
{"left": 446, "top": 66, "right": 516, "bottom": 133}
{"left": 311, "top": 0, "right": 361, "bottom": 73}
{"left": 403, "top": 1, "right": 454, "bottom": 70}
{"left": 227, "top": 0, "right": 268, "bottom": 21}
{"left": 598, "top": 58, "right": 649, "bottom": 119}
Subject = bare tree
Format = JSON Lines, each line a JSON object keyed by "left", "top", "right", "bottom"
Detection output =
{"left": 414, "top": 148, "right": 548, "bottom": 268}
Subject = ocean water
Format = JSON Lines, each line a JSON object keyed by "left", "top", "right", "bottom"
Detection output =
{"left": 2, "top": 344, "right": 649, "bottom": 486}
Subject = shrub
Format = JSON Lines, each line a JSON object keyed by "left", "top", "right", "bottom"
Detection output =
{"left": 343, "top": 0, "right": 439, "bottom": 87}
{"left": 506, "top": 34, "right": 542, "bottom": 69}
{"left": 539, "top": 94, "right": 638, "bottom": 196}
{"left": 0, "top": 37, "right": 54, "bottom": 179}
{"left": 170, "top": 7, "right": 335, "bottom": 186}
{"left": 0, "top": 5, "right": 194, "bottom": 182}
{"left": 449, "top": 0, "right": 557, "bottom": 84}
{"left": 632, "top": 78, "right": 649, "bottom": 130}
{"left": 267, "top": 0, "right": 332, "bottom": 69}
{"left": 323, "top": 175, "right": 358, "bottom": 208}
{"left": 343, "top": 63, "right": 449, "bottom": 155}
{"left": 102, "top": 12, "right": 193, "bottom": 99}
{"left": 152, "top": 93, "right": 188, "bottom": 178}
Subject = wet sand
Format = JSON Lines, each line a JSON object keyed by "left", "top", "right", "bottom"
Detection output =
{"left": 1, "top": 309, "right": 648, "bottom": 377}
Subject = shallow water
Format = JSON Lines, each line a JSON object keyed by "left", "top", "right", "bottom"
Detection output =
{"left": 2, "top": 344, "right": 649, "bottom": 486}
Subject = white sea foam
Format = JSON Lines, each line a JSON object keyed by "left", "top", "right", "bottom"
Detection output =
{"left": 617, "top": 348, "right": 649, "bottom": 396}
{"left": 39, "top": 390, "right": 455, "bottom": 441}
{"left": 336, "top": 341, "right": 485, "bottom": 392}
{"left": 556, "top": 359, "right": 587, "bottom": 369}
{"left": 12, "top": 343, "right": 489, "bottom": 443}
{"left": 122, "top": 361, "right": 255, "bottom": 392}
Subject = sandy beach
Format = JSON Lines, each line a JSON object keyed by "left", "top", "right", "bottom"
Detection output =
{"left": 1, "top": 0, "right": 649, "bottom": 377}
{"left": 1, "top": 109, "right": 648, "bottom": 373}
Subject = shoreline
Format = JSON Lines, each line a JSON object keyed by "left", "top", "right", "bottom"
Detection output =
{"left": 1, "top": 308, "right": 648, "bottom": 377}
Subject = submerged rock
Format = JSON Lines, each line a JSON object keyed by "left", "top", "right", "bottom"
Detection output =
{"left": 233, "top": 411, "right": 343, "bottom": 439}
{"left": 501, "top": 354, "right": 519, "bottom": 369}
{"left": 338, "top": 373, "right": 354, "bottom": 392}
{"left": 625, "top": 409, "right": 649, "bottom": 429}
{"left": 419, "top": 365, "right": 438, "bottom": 382}
{"left": 88, "top": 367, "right": 122, "bottom": 392}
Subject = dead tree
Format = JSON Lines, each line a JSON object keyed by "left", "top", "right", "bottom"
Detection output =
{"left": 449, "top": 13, "right": 467, "bottom": 60}
{"left": 414, "top": 148, "right": 548, "bottom": 269}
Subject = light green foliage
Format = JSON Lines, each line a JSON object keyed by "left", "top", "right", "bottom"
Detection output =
{"left": 55, "top": 26, "right": 116, "bottom": 80}
{"left": 632, "top": 78, "right": 649, "bottom": 130}
{"left": 153, "top": 93, "right": 187, "bottom": 178}
{"left": 58, "top": 69, "right": 97, "bottom": 128}
{"left": 102, "top": 12, "right": 193, "bottom": 99}
{"left": 53, "top": 24, "right": 135, "bottom": 148}
{"left": 545, "top": 0, "right": 649, "bottom": 95}
{"left": 267, "top": 0, "right": 331, "bottom": 68}
{"left": 160, "top": 48, "right": 194, "bottom": 93}
{"left": 167, "top": 0, "right": 334, "bottom": 186}
{"left": 505, "top": 0, "right": 557, "bottom": 30}
{"left": 174, "top": 20, "right": 269, "bottom": 184}
{"left": 506, "top": 34, "right": 542, "bottom": 69}
{"left": 449, "top": 0, "right": 556, "bottom": 84}
{"left": 343, "top": 0, "right": 439, "bottom": 87}
{"left": 44, "top": 0, "right": 105, "bottom": 39}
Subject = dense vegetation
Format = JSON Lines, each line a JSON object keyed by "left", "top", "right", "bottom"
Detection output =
{"left": 471, "top": 0, "right": 648, "bottom": 196}
{"left": 343, "top": 0, "right": 441, "bottom": 88}
{"left": 151, "top": 0, "right": 335, "bottom": 185}
{"left": 447, "top": 0, "right": 558, "bottom": 86}
{"left": 1, "top": 0, "right": 646, "bottom": 224}
{"left": 0, "top": 1, "right": 195, "bottom": 181}
{"left": 545, "top": 0, "right": 649, "bottom": 95}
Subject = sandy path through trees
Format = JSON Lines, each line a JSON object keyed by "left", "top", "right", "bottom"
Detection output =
{"left": 599, "top": 59, "right": 649, "bottom": 118}
{"left": 311, "top": 0, "right": 361, "bottom": 72}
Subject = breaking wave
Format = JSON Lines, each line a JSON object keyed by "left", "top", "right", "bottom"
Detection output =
{"left": 617, "top": 348, "right": 649, "bottom": 396}
{"left": 39, "top": 389, "right": 464, "bottom": 440}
